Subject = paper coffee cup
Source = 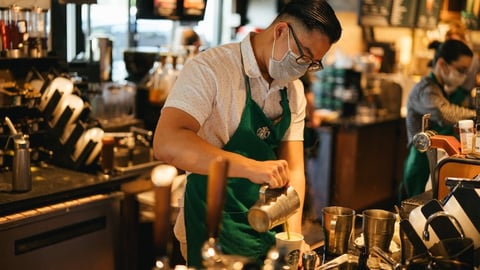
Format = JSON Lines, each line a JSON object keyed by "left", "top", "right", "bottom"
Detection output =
{"left": 275, "top": 232, "right": 303, "bottom": 269}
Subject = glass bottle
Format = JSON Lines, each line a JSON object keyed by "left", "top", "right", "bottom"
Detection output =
{"left": 0, "top": 8, "right": 8, "bottom": 53}
{"left": 147, "top": 54, "right": 177, "bottom": 105}
{"left": 147, "top": 58, "right": 164, "bottom": 105}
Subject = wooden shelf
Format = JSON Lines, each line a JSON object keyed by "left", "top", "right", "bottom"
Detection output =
{"left": 0, "top": 56, "right": 68, "bottom": 80}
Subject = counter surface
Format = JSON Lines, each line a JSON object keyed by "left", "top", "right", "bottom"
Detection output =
{"left": 0, "top": 163, "right": 142, "bottom": 216}
{"left": 321, "top": 113, "right": 402, "bottom": 128}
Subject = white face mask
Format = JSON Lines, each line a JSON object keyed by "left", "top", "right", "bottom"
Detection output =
{"left": 441, "top": 64, "right": 467, "bottom": 93}
{"left": 268, "top": 29, "right": 308, "bottom": 84}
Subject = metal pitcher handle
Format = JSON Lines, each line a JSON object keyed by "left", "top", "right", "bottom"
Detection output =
{"left": 329, "top": 216, "right": 338, "bottom": 250}
{"left": 423, "top": 211, "right": 465, "bottom": 241}
{"left": 259, "top": 184, "right": 289, "bottom": 203}
{"left": 258, "top": 185, "right": 269, "bottom": 204}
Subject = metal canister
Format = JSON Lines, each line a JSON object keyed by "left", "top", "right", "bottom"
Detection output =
{"left": 247, "top": 185, "right": 300, "bottom": 232}
{"left": 302, "top": 250, "right": 318, "bottom": 270}
{"left": 12, "top": 135, "right": 31, "bottom": 192}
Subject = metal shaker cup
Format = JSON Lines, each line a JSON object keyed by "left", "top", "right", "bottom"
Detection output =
{"left": 321, "top": 206, "right": 355, "bottom": 259}
{"left": 362, "top": 209, "right": 396, "bottom": 255}
{"left": 247, "top": 185, "right": 300, "bottom": 232}
{"left": 302, "top": 250, "right": 318, "bottom": 270}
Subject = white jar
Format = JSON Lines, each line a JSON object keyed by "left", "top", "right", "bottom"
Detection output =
{"left": 459, "top": 119, "right": 474, "bottom": 154}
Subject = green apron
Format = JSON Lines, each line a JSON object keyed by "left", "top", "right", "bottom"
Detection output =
{"left": 402, "top": 73, "right": 468, "bottom": 199}
{"left": 184, "top": 75, "right": 292, "bottom": 268}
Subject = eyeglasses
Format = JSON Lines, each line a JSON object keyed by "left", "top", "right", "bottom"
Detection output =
{"left": 287, "top": 24, "right": 324, "bottom": 72}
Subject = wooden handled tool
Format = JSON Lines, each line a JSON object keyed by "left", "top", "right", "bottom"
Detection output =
{"left": 152, "top": 164, "right": 178, "bottom": 257}
{"left": 206, "top": 156, "right": 229, "bottom": 239}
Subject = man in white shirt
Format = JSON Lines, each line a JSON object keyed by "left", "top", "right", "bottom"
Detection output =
{"left": 153, "top": 0, "right": 342, "bottom": 267}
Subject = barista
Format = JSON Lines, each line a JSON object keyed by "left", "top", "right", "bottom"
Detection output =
{"left": 402, "top": 39, "right": 476, "bottom": 201}
{"left": 153, "top": 0, "right": 342, "bottom": 267}
{"left": 444, "top": 20, "right": 480, "bottom": 93}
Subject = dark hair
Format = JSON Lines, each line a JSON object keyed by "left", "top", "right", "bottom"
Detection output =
{"left": 432, "top": 39, "right": 473, "bottom": 65}
{"left": 428, "top": 40, "right": 442, "bottom": 50}
{"left": 277, "top": 0, "right": 342, "bottom": 44}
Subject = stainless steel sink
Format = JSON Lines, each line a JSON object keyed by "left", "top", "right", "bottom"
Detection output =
{"left": 113, "top": 145, "right": 163, "bottom": 175}
{"left": 102, "top": 127, "right": 163, "bottom": 175}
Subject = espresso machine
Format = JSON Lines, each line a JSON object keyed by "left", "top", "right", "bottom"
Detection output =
{"left": 397, "top": 113, "right": 480, "bottom": 269}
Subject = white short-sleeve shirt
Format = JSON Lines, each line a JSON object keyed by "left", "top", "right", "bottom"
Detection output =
{"left": 163, "top": 32, "right": 306, "bottom": 148}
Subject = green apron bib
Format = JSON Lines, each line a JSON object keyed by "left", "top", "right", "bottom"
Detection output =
{"left": 184, "top": 74, "right": 292, "bottom": 268}
{"left": 402, "top": 73, "right": 468, "bottom": 199}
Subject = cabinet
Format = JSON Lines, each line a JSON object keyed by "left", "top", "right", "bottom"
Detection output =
{"left": 307, "top": 116, "right": 407, "bottom": 215}
{"left": 0, "top": 192, "right": 122, "bottom": 270}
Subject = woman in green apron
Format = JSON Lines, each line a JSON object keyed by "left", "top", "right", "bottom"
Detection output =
{"left": 402, "top": 39, "right": 475, "bottom": 201}
{"left": 153, "top": 0, "right": 342, "bottom": 268}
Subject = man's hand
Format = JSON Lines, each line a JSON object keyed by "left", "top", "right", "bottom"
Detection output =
{"left": 244, "top": 159, "right": 290, "bottom": 188}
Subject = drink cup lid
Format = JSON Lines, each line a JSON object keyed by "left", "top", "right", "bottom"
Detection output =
{"left": 458, "top": 119, "right": 474, "bottom": 129}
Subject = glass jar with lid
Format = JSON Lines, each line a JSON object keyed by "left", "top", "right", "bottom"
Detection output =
{"left": 6, "top": 5, "right": 29, "bottom": 57}
{"left": 28, "top": 7, "right": 49, "bottom": 57}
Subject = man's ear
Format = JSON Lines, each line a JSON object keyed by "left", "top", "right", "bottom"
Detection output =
{"left": 273, "top": 22, "right": 288, "bottom": 40}
{"left": 437, "top": 58, "right": 447, "bottom": 68}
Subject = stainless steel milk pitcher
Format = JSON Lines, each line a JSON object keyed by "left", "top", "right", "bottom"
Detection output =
{"left": 322, "top": 206, "right": 355, "bottom": 258}
{"left": 248, "top": 185, "right": 300, "bottom": 232}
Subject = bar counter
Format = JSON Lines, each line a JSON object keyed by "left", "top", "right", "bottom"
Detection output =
{"left": 321, "top": 112, "right": 403, "bottom": 128}
{"left": 0, "top": 163, "right": 142, "bottom": 216}
{"left": 0, "top": 162, "right": 153, "bottom": 269}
